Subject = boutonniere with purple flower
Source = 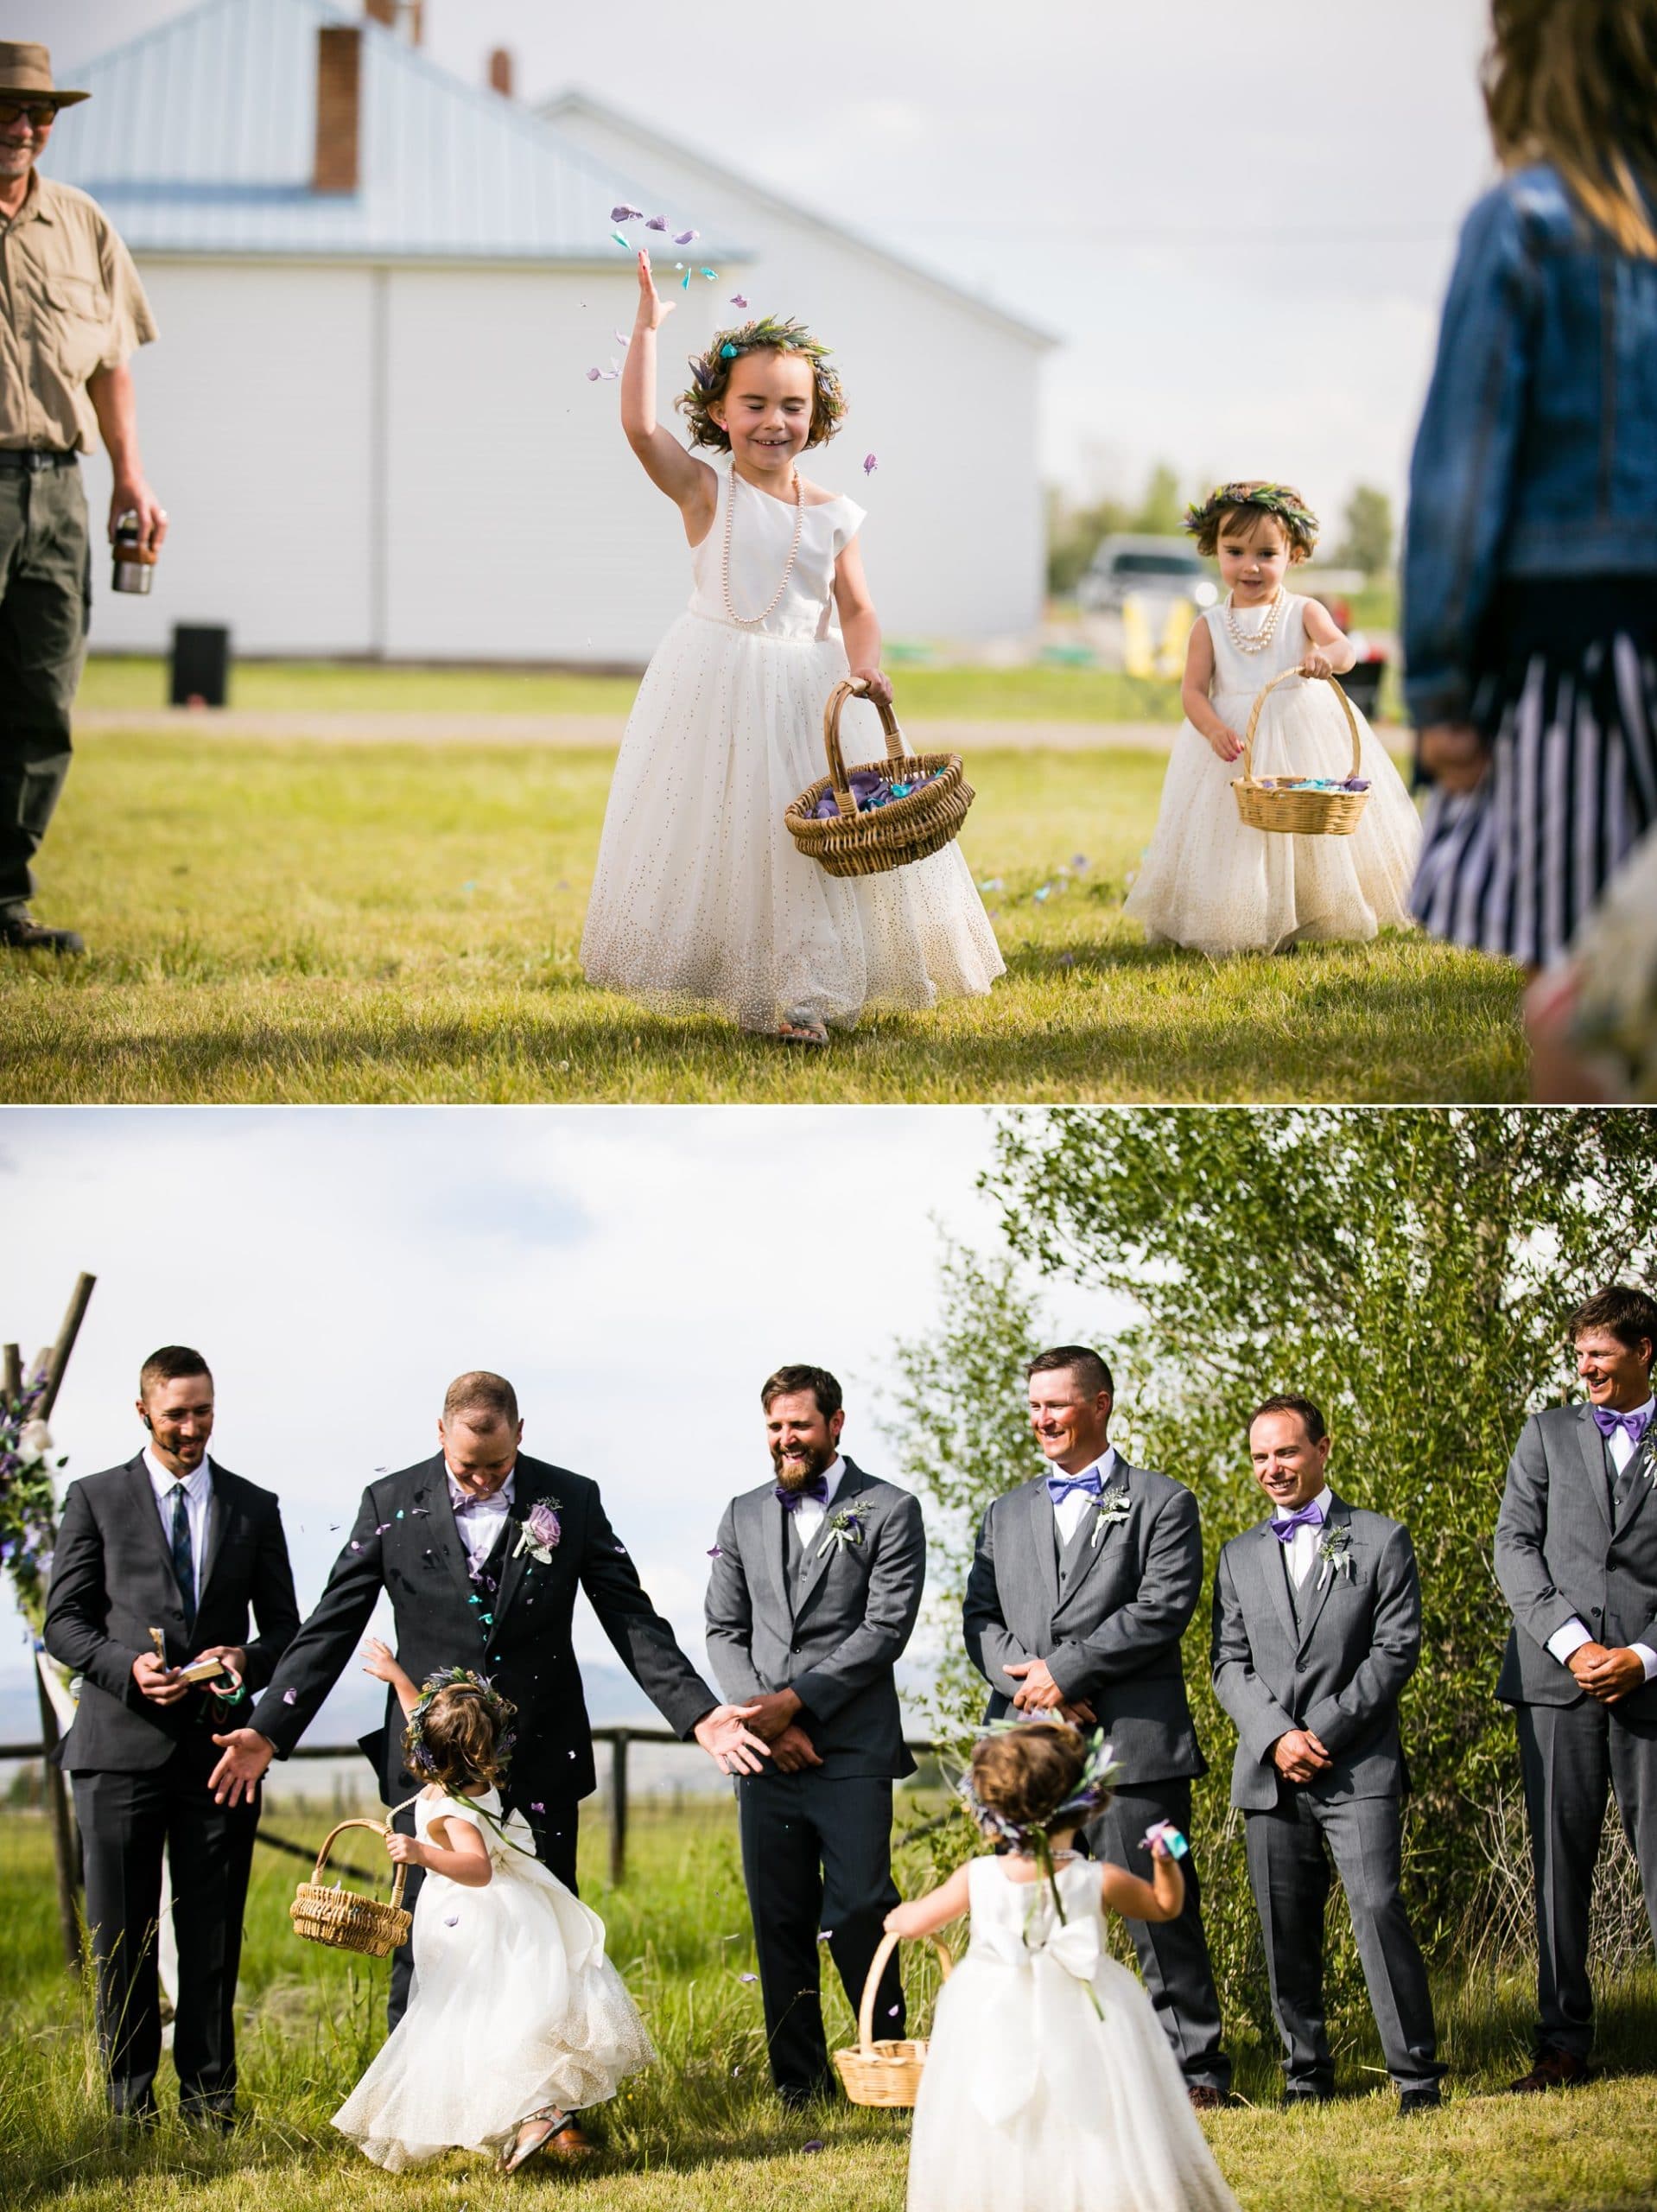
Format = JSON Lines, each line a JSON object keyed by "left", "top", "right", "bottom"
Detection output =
{"left": 1315, "top": 1524, "right": 1355, "bottom": 1590}
{"left": 1090, "top": 1484, "right": 1132, "bottom": 1547}
{"left": 816, "top": 1502, "right": 870, "bottom": 1557}
{"left": 512, "top": 1499, "right": 562, "bottom": 1565}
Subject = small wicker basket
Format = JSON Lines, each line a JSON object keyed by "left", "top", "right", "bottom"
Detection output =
{"left": 289, "top": 1817, "right": 412, "bottom": 1958}
{"left": 785, "top": 679, "right": 974, "bottom": 879}
{"left": 832, "top": 1929, "right": 953, "bottom": 2107}
{"left": 1232, "top": 667, "right": 1370, "bottom": 836}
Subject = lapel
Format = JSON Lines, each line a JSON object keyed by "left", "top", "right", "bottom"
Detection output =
{"left": 1055, "top": 1453, "right": 1130, "bottom": 1612}
{"left": 1613, "top": 1421, "right": 1657, "bottom": 1537}
{"left": 487, "top": 1460, "right": 553, "bottom": 1635}
{"left": 1248, "top": 1518, "right": 1297, "bottom": 1649}
{"left": 194, "top": 1462, "right": 231, "bottom": 1609}
{"left": 1294, "top": 1493, "right": 1350, "bottom": 1653}
{"left": 417, "top": 1453, "right": 481, "bottom": 1613}
{"left": 126, "top": 1453, "right": 187, "bottom": 1606}
{"left": 1573, "top": 1406, "right": 1615, "bottom": 1535}
{"left": 1018, "top": 1475, "right": 1061, "bottom": 1611}
{"left": 790, "top": 1459, "right": 870, "bottom": 1621}
{"left": 753, "top": 1486, "right": 790, "bottom": 1628}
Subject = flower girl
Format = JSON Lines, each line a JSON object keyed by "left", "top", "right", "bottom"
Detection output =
{"left": 333, "top": 1646, "right": 654, "bottom": 2173}
{"left": 580, "top": 251, "right": 1003, "bottom": 1046}
{"left": 890, "top": 1723, "right": 1238, "bottom": 2212}
{"left": 1124, "top": 481, "right": 1420, "bottom": 957}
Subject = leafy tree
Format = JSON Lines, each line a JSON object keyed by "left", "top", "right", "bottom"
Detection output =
{"left": 1133, "top": 462, "right": 1185, "bottom": 539}
{"left": 1336, "top": 484, "right": 1394, "bottom": 582}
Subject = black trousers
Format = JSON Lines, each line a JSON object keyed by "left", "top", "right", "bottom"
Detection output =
{"left": 735, "top": 1770, "right": 903, "bottom": 2102}
{"left": 0, "top": 463, "right": 88, "bottom": 913}
{"left": 1516, "top": 1697, "right": 1657, "bottom": 2060}
{"left": 1085, "top": 1777, "right": 1231, "bottom": 2094}
{"left": 1244, "top": 1785, "right": 1443, "bottom": 2095}
{"left": 387, "top": 1794, "right": 581, "bottom": 2029}
{"left": 71, "top": 1742, "right": 259, "bottom": 2119}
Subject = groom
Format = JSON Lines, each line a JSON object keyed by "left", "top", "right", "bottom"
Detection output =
{"left": 963, "top": 1344, "right": 1230, "bottom": 2107}
{"left": 208, "top": 1371, "right": 768, "bottom": 2074}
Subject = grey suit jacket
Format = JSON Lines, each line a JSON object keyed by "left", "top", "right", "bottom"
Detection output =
{"left": 703, "top": 1458, "right": 924, "bottom": 1779}
{"left": 962, "top": 1458, "right": 1204, "bottom": 1788}
{"left": 1495, "top": 1401, "right": 1657, "bottom": 1718}
{"left": 1210, "top": 1493, "right": 1419, "bottom": 1812}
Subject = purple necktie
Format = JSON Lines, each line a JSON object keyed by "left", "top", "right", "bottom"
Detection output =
{"left": 777, "top": 1477, "right": 829, "bottom": 1510}
{"left": 1591, "top": 1404, "right": 1653, "bottom": 1447}
{"left": 1271, "top": 1504, "right": 1324, "bottom": 1542}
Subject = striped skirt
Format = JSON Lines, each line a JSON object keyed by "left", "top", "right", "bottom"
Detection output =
{"left": 1411, "top": 579, "right": 1657, "bottom": 968}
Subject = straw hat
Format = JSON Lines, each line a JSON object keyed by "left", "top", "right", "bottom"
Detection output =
{"left": 0, "top": 42, "right": 91, "bottom": 110}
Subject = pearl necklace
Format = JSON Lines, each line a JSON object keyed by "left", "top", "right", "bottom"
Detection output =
{"left": 722, "top": 464, "right": 805, "bottom": 627}
{"left": 1222, "top": 588, "right": 1285, "bottom": 654}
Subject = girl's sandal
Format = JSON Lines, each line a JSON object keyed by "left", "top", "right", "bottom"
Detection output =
{"left": 501, "top": 2107, "right": 569, "bottom": 2174}
{"left": 777, "top": 1010, "right": 829, "bottom": 1048}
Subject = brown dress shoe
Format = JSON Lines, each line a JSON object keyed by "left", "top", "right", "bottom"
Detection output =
{"left": 1187, "top": 2086, "right": 1227, "bottom": 2112}
{"left": 1508, "top": 2050, "right": 1590, "bottom": 2094}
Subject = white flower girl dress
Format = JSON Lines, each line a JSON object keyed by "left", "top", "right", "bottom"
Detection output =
{"left": 581, "top": 459, "right": 1004, "bottom": 1030}
{"left": 333, "top": 1788, "right": 653, "bottom": 2171}
{"left": 1124, "top": 593, "right": 1420, "bottom": 956}
{"left": 906, "top": 1856, "right": 1238, "bottom": 2212}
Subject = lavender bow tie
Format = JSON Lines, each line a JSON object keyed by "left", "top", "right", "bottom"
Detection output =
{"left": 1271, "top": 1504, "right": 1324, "bottom": 1541}
{"left": 1592, "top": 1404, "right": 1653, "bottom": 1447}
{"left": 777, "top": 1477, "right": 829, "bottom": 1510}
{"left": 1046, "top": 1468, "right": 1103, "bottom": 1504}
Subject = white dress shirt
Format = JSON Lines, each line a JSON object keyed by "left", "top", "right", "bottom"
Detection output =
{"left": 446, "top": 1462, "right": 517, "bottom": 1575}
{"left": 145, "top": 1447, "right": 213, "bottom": 1599}
{"left": 1051, "top": 1446, "right": 1120, "bottom": 1548}
{"left": 1272, "top": 1482, "right": 1331, "bottom": 1590}
{"left": 1546, "top": 1401, "right": 1657, "bottom": 1680}
{"left": 788, "top": 1454, "right": 846, "bottom": 1551}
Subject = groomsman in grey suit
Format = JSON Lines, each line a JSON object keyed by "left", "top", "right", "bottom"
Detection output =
{"left": 962, "top": 1344, "right": 1230, "bottom": 2105}
{"left": 1495, "top": 1284, "right": 1657, "bottom": 2093}
{"left": 705, "top": 1364, "right": 925, "bottom": 2107}
{"left": 1210, "top": 1394, "right": 1444, "bottom": 2114}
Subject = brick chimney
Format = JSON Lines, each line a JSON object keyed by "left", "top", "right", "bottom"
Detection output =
{"left": 313, "top": 26, "right": 362, "bottom": 194}
{"left": 488, "top": 47, "right": 514, "bottom": 98}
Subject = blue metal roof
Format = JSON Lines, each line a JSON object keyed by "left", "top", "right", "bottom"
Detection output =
{"left": 41, "top": 0, "right": 749, "bottom": 264}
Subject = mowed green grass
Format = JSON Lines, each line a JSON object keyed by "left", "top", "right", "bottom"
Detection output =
{"left": 0, "top": 733, "right": 1523, "bottom": 1103}
{"left": 3, "top": 1806, "right": 1656, "bottom": 2212}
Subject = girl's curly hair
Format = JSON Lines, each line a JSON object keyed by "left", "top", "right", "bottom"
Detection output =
{"left": 1183, "top": 480, "right": 1319, "bottom": 563}
{"left": 676, "top": 315, "right": 847, "bottom": 452}
{"left": 402, "top": 1668, "right": 516, "bottom": 1794}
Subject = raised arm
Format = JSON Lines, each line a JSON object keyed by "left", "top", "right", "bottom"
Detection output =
{"left": 621, "top": 249, "right": 717, "bottom": 535}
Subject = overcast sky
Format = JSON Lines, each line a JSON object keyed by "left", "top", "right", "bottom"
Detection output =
{"left": 2, "top": 1107, "right": 1124, "bottom": 1739}
{"left": 24, "top": 0, "right": 1497, "bottom": 522}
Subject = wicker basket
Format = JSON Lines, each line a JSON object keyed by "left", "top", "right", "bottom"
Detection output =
{"left": 832, "top": 1929, "right": 953, "bottom": 2107}
{"left": 785, "top": 680, "right": 974, "bottom": 879}
{"left": 289, "top": 1817, "right": 412, "bottom": 1958}
{"left": 1232, "top": 667, "right": 1370, "bottom": 836}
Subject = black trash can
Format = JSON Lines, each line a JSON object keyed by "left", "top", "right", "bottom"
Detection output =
{"left": 169, "top": 624, "right": 232, "bottom": 708}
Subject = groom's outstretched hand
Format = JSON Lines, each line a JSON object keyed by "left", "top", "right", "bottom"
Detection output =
{"left": 209, "top": 1726, "right": 276, "bottom": 1806}
{"left": 693, "top": 1702, "right": 771, "bottom": 1777}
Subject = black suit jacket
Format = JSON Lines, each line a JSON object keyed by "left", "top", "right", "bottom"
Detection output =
{"left": 249, "top": 1451, "right": 718, "bottom": 1810}
{"left": 43, "top": 1455, "right": 301, "bottom": 1772}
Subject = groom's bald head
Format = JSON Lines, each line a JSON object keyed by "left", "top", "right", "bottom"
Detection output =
{"left": 439, "top": 1370, "right": 523, "bottom": 1498}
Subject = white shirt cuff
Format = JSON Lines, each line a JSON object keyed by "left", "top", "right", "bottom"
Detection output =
{"left": 1635, "top": 1643, "right": 1657, "bottom": 1682}
{"left": 1546, "top": 1619, "right": 1594, "bottom": 1664}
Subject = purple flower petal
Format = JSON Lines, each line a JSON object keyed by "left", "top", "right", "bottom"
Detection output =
{"left": 444, "top": 1913, "right": 459, "bottom": 1927}
{"left": 375, "top": 1523, "right": 392, "bottom": 1535}
{"left": 803, "top": 2139, "right": 824, "bottom": 2153}
{"left": 740, "top": 1972, "right": 758, "bottom": 1983}
{"left": 586, "top": 367, "right": 602, "bottom": 382}
{"left": 611, "top": 205, "right": 644, "bottom": 223}
{"left": 707, "top": 1544, "right": 722, "bottom": 1558}
{"left": 863, "top": 454, "right": 878, "bottom": 476}
{"left": 350, "top": 1541, "right": 363, "bottom": 1552}
{"left": 887, "top": 2005, "right": 901, "bottom": 2017}
{"left": 530, "top": 1801, "right": 545, "bottom": 1813}
{"left": 283, "top": 1688, "right": 297, "bottom": 1705}
{"left": 730, "top": 294, "right": 748, "bottom": 308}
{"left": 613, "top": 330, "right": 630, "bottom": 346}
{"left": 674, "top": 229, "right": 699, "bottom": 245}
{"left": 645, "top": 215, "right": 668, "bottom": 232}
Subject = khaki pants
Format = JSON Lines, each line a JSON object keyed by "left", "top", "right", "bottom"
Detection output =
{"left": 0, "top": 461, "right": 89, "bottom": 912}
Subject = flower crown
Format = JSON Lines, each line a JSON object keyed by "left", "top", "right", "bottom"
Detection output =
{"left": 959, "top": 1720, "right": 1122, "bottom": 1851}
{"left": 404, "top": 1666, "right": 517, "bottom": 1779}
{"left": 1183, "top": 480, "right": 1319, "bottom": 551}
{"left": 678, "top": 315, "right": 847, "bottom": 448}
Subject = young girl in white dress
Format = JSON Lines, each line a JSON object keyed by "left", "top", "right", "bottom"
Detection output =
{"left": 1124, "top": 481, "right": 1420, "bottom": 957}
{"left": 580, "top": 252, "right": 1003, "bottom": 1046}
{"left": 333, "top": 1650, "right": 654, "bottom": 2174}
{"left": 890, "top": 1723, "right": 1239, "bottom": 2212}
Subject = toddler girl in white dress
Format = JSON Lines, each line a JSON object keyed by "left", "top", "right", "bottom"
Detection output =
{"left": 1125, "top": 480, "right": 1420, "bottom": 957}
{"left": 333, "top": 1651, "right": 653, "bottom": 2174}
{"left": 891, "top": 1722, "right": 1239, "bottom": 2212}
{"left": 581, "top": 251, "right": 1002, "bottom": 1045}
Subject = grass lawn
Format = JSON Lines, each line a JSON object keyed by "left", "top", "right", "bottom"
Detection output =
{"left": 0, "top": 731, "right": 1522, "bottom": 1103}
{"left": 3, "top": 1804, "right": 1654, "bottom": 2212}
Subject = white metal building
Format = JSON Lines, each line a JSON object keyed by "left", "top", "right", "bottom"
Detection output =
{"left": 46, "top": 0, "right": 1054, "bottom": 665}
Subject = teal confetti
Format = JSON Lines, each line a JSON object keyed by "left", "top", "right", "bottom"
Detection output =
{"left": 681, "top": 271, "right": 691, "bottom": 289}
{"left": 610, "top": 231, "right": 632, "bottom": 250}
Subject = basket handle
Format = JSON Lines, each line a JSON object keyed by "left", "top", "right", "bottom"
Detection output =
{"left": 856, "top": 1926, "right": 953, "bottom": 2056}
{"left": 1240, "top": 666, "right": 1361, "bottom": 785}
{"left": 822, "top": 677, "right": 908, "bottom": 816}
{"left": 310, "top": 1815, "right": 407, "bottom": 1912}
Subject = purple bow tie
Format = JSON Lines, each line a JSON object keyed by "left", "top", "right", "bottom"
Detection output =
{"left": 1046, "top": 1468, "right": 1104, "bottom": 1504}
{"left": 1592, "top": 1403, "right": 1653, "bottom": 1446}
{"left": 777, "top": 1476, "right": 829, "bottom": 1510}
{"left": 1271, "top": 1504, "right": 1324, "bottom": 1541}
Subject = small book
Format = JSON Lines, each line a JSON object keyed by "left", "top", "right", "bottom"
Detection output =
{"left": 177, "top": 1656, "right": 228, "bottom": 1686}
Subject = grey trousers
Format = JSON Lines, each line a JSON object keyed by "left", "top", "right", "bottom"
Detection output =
{"left": 0, "top": 462, "right": 89, "bottom": 912}
{"left": 1515, "top": 1698, "right": 1657, "bottom": 2059}
{"left": 1244, "top": 1785, "right": 1442, "bottom": 2095}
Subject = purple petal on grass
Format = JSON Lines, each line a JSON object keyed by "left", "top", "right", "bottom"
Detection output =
{"left": 674, "top": 229, "right": 699, "bottom": 244}
{"left": 803, "top": 2139, "right": 824, "bottom": 2154}
{"left": 645, "top": 215, "right": 668, "bottom": 231}
{"left": 740, "top": 1972, "right": 758, "bottom": 1982}
{"left": 283, "top": 1688, "right": 297, "bottom": 1705}
{"left": 1071, "top": 854, "right": 1090, "bottom": 871}
{"left": 1058, "top": 952, "right": 1076, "bottom": 968}
{"left": 611, "top": 205, "right": 644, "bottom": 222}
{"left": 862, "top": 453, "right": 878, "bottom": 475}
{"left": 730, "top": 294, "right": 748, "bottom": 308}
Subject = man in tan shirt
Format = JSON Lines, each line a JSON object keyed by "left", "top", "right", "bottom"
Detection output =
{"left": 0, "top": 41, "right": 163, "bottom": 954}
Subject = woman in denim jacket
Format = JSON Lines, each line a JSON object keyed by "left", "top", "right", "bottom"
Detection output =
{"left": 1404, "top": 0, "right": 1657, "bottom": 973}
